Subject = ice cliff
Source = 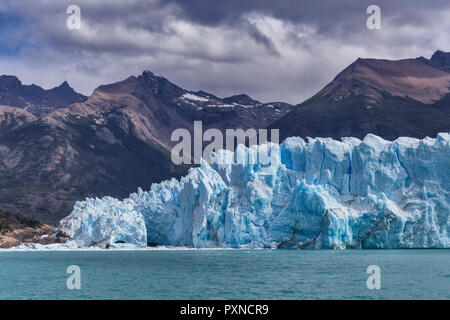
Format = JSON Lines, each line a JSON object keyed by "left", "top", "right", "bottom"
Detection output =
{"left": 59, "top": 133, "right": 450, "bottom": 249}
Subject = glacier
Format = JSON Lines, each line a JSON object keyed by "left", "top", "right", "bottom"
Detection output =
{"left": 58, "top": 133, "right": 450, "bottom": 249}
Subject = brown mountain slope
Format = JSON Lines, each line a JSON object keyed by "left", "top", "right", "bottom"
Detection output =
{"left": 0, "top": 71, "right": 292, "bottom": 224}
{"left": 321, "top": 56, "right": 450, "bottom": 104}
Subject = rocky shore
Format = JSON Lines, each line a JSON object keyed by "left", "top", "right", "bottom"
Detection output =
{"left": 0, "top": 211, "right": 67, "bottom": 248}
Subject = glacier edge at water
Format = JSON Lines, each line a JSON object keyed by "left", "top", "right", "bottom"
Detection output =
{"left": 57, "top": 133, "right": 450, "bottom": 249}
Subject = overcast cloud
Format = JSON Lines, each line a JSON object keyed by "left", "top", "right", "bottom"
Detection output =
{"left": 0, "top": 0, "right": 449, "bottom": 104}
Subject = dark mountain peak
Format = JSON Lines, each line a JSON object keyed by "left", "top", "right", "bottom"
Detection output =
{"left": 93, "top": 71, "right": 180, "bottom": 98}
{"left": 59, "top": 81, "right": 70, "bottom": 88}
{"left": 139, "top": 70, "right": 166, "bottom": 83}
{"left": 0, "top": 75, "right": 22, "bottom": 88}
{"left": 0, "top": 75, "right": 87, "bottom": 116}
{"left": 271, "top": 51, "right": 450, "bottom": 142}
{"left": 138, "top": 70, "right": 169, "bottom": 86}
{"left": 416, "top": 50, "right": 450, "bottom": 72}
{"left": 50, "top": 81, "right": 76, "bottom": 93}
{"left": 48, "top": 81, "right": 86, "bottom": 106}
{"left": 222, "top": 94, "right": 260, "bottom": 105}
{"left": 431, "top": 49, "right": 450, "bottom": 60}
{"left": 430, "top": 50, "right": 450, "bottom": 71}
{"left": 136, "top": 70, "right": 186, "bottom": 99}
{"left": 0, "top": 74, "right": 20, "bottom": 81}
{"left": 141, "top": 69, "right": 159, "bottom": 76}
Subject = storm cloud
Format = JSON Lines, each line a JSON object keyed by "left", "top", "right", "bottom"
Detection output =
{"left": 0, "top": 0, "right": 449, "bottom": 103}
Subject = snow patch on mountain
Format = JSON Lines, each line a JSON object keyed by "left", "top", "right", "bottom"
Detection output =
{"left": 181, "top": 93, "right": 209, "bottom": 102}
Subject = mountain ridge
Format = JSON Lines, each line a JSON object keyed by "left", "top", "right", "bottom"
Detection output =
{"left": 271, "top": 50, "right": 450, "bottom": 141}
{"left": 0, "top": 75, "right": 87, "bottom": 116}
{"left": 1, "top": 50, "right": 450, "bottom": 225}
{"left": 0, "top": 70, "right": 292, "bottom": 224}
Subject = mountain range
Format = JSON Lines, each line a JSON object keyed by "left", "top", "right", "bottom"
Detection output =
{"left": 0, "top": 50, "right": 449, "bottom": 225}
{"left": 0, "top": 71, "right": 293, "bottom": 224}
{"left": 0, "top": 76, "right": 87, "bottom": 116}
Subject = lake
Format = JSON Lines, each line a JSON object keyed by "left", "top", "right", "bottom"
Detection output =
{"left": 0, "top": 249, "right": 448, "bottom": 299}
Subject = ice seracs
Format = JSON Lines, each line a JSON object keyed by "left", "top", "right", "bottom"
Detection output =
{"left": 58, "top": 133, "right": 450, "bottom": 249}
{"left": 59, "top": 197, "right": 147, "bottom": 247}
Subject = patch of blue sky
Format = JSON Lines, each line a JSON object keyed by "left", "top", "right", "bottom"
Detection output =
{"left": 0, "top": 12, "right": 40, "bottom": 57}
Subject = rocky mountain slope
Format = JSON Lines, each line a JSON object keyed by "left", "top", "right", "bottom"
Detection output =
{"left": 0, "top": 75, "right": 87, "bottom": 116}
{"left": 78, "top": 70, "right": 292, "bottom": 150}
{"left": 271, "top": 50, "right": 450, "bottom": 141}
{"left": 0, "top": 210, "right": 65, "bottom": 248}
{"left": 0, "top": 71, "right": 292, "bottom": 225}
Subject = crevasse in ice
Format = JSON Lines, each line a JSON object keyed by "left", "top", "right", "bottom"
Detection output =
{"left": 59, "top": 133, "right": 450, "bottom": 248}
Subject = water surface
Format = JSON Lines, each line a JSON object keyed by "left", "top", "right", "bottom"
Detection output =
{"left": 0, "top": 249, "right": 448, "bottom": 299}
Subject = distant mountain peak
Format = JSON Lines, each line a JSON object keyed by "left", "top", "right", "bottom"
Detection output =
{"left": 430, "top": 50, "right": 450, "bottom": 71}
{"left": 320, "top": 52, "right": 450, "bottom": 104}
{"left": 222, "top": 94, "right": 260, "bottom": 105}
{"left": 431, "top": 49, "right": 449, "bottom": 59}
{"left": 59, "top": 80, "right": 70, "bottom": 88}
{"left": 140, "top": 70, "right": 164, "bottom": 82}
{"left": 50, "top": 81, "right": 77, "bottom": 93}
{"left": 0, "top": 75, "right": 22, "bottom": 88}
{"left": 137, "top": 70, "right": 179, "bottom": 88}
{"left": 271, "top": 50, "right": 450, "bottom": 142}
{"left": 0, "top": 75, "right": 87, "bottom": 116}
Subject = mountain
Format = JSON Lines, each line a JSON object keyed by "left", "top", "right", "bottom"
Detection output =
{"left": 271, "top": 50, "right": 450, "bottom": 141}
{"left": 58, "top": 133, "right": 450, "bottom": 249}
{"left": 418, "top": 49, "right": 450, "bottom": 72}
{"left": 0, "top": 71, "right": 292, "bottom": 225}
{"left": 0, "top": 105, "right": 36, "bottom": 137}
{"left": 0, "top": 75, "right": 87, "bottom": 116}
{"left": 49, "top": 70, "right": 293, "bottom": 153}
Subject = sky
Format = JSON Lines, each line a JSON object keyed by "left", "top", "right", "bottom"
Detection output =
{"left": 0, "top": 0, "right": 449, "bottom": 104}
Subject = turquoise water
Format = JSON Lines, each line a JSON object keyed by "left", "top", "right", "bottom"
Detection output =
{"left": 0, "top": 249, "right": 449, "bottom": 299}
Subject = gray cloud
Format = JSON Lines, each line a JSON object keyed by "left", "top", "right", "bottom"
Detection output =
{"left": 0, "top": 0, "right": 449, "bottom": 104}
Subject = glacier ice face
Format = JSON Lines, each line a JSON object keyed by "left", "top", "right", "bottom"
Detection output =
{"left": 59, "top": 197, "right": 147, "bottom": 247}
{"left": 59, "top": 133, "right": 450, "bottom": 249}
